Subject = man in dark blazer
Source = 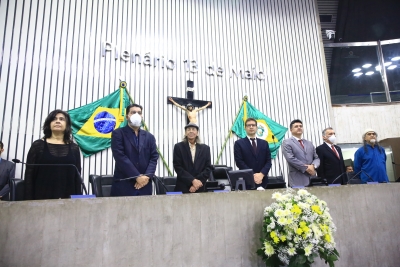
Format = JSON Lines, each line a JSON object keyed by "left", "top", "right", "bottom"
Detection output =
{"left": 173, "top": 123, "right": 212, "bottom": 193}
{"left": 0, "top": 141, "right": 15, "bottom": 200}
{"left": 316, "top": 127, "right": 346, "bottom": 184}
{"left": 110, "top": 104, "right": 159, "bottom": 196}
{"left": 234, "top": 118, "right": 272, "bottom": 189}
{"left": 282, "top": 119, "right": 320, "bottom": 187}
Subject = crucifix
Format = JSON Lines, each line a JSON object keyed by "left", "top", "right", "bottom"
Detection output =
{"left": 167, "top": 81, "right": 212, "bottom": 124}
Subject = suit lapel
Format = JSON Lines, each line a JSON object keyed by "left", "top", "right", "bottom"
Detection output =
{"left": 138, "top": 130, "right": 147, "bottom": 153}
{"left": 122, "top": 126, "right": 139, "bottom": 152}
{"left": 194, "top": 144, "right": 203, "bottom": 164}
{"left": 184, "top": 142, "right": 194, "bottom": 166}
{"left": 291, "top": 137, "right": 305, "bottom": 151}
{"left": 244, "top": 138, "right": 257, "bottom": 157}
{"left": 324, "top": 142, "right": 340, "bottom": 160}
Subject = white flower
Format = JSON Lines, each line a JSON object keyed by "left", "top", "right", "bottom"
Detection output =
{"left": 264, "top": 241, "right": 275, "bottom": 256}
{"left": 274, "top": 209, "right": 285, "bottom": 217}
{"left": 287, "top": 247, "right": 297, "bottom": 256}
{"left": 272, "top": 192, "right": 283, "bottom": 200}
{"left": 297, "top": 189, "right": 310, "bottom": 196}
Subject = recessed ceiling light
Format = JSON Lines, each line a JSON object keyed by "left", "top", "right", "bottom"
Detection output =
{"left": 362, "top": 64, "right": 372, "bottom": 68}
{"left": 384, "top": 62, "right": 392, "bottom": 66}
{"left": 391, "top": 56, "right": 400, "bottom": 61}
{"left": 365, "top": 71, "right": 374, "bottom": 75}
{"left": 352, "top": 68, "right": 361, "bottom": 72}
{"left": 375, "top": 65, "right": 381, "bottom": 70}
{"left": 354, "top": 73, "right": 363, "bottom": 77}
{"left": 387, "top": 65, "right": 397, "bottom": 70}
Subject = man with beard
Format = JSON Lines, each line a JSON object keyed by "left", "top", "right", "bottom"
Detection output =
{"left": 354, "top": 129, "right": 388, "bottom": 183}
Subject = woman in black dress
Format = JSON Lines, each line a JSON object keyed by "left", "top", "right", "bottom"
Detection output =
{"left": 24, "top": 110, "right": 82, "bottom": 200}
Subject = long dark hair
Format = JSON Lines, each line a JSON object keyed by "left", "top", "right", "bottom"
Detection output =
{"left": 42, "top": 109, "right": 73, "bottom": 144}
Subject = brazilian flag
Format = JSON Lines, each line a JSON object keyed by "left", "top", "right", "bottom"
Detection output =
{"left": 231, "top": 100, "right": 287, "bottom": 158}
{"left": 68, "top": 86, "right": 130, "bottom": 157}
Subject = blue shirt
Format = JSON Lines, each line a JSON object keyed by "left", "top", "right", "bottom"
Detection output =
{"left": 354, "top": 144, "right": 388, "bottom": 183}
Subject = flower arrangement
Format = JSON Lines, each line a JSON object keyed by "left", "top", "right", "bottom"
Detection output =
{"left": 257, "top": 189, "right": 339, "bottom": 267}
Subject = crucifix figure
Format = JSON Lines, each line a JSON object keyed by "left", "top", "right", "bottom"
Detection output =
{"left": 168, "top": 85, "right": 212, "bottom": 124}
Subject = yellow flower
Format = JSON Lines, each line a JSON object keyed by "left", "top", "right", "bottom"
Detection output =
{"left": 296, "top": 228, "right": 303, "bottom": 235}
{"left": 302, "top": 226, "right": 310, "bottom": 234}
{"left": 324, "top": 234, "right": 332, "bottom": 243}
{"left": 270, "top": 231, "right": 277, "bottom": 238}
{"left": 311, "top": 205, "right": 322, "bottom": 215}
{"left": 273, "top": 236, "right": 280, "bottom": 244}
{"left": 299, "top": 221, "right": 307, "bottom": 228}
{"left": 291, "top": 204, "right": 302, "bottom": 215}
{"left": 280, "top": 235, "right": 287, "bottom": 242}
{"left": 264, "top": 241, "right": 275, "bottom": 256}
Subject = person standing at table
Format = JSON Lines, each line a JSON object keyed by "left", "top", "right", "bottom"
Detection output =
{"left": 110, "top": 103, "right": 159, "bottom": 196}
{"left": 24, "top": 110, "right": 82, "bottom": 200}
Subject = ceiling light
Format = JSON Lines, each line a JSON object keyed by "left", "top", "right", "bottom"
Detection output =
{"left": 365, "top": 71, "right": 374, "bottom": 75}
{"left": 362, "top": 64, "right": 372, "bottom": 68}
{"left": 391, "top": 56, "right": 400, "bottom": 61}
{"left": 352, "top": 68, "right": 361, "bottom": 72}
{"left": 375, "top": 65, "right": 381, "bottom": 70}
{"left": 354, "top": 73, "right": 363, "bottom": 77}
{"left": 387, "top": 65, "right": 397, "bottom": 70}
{"left": 384, "top": 62, "right": 392, "bottom": 66}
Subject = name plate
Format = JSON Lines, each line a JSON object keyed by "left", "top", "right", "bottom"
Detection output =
{"left": 70, "top": 195, "right": 96, "bottom": 199}
{"left": 166, "top": 192, "right": 183, "bottom": 195}
{"left": 213, "top": 190, "right": 230, "bottom": 193}
{"left": 367, "top": 182, "right": 379, "bottom": 185}
{"left": 328, "top": 184, "right": 341, "bottom": 187}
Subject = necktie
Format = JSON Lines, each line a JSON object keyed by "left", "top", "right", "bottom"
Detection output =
{"left": 331, "top": 145, "right": 339, "bottom": 159}
{"left": 250, "top": 138, "right": 257, "bottom": 153}
{"left": 298, "top": 140, "right": 305, "bottom": 149}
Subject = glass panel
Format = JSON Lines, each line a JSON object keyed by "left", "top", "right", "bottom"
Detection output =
{"left": 328, "top": 46, "right": 387, "bottom": 104}
{"left": 381, "top": 42, "right": 400, "bottom": 102}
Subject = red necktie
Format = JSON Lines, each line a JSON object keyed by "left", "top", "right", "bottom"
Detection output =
{"left": 250, "top": 138, "right": 257, "bottom": 153}
{"left": 298, "top": 140, "right": 304, "bottom": 149}
{"left": 331, "top": 145, "right": 339, "bottom": 159}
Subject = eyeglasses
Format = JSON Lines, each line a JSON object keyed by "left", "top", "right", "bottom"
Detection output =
{"left": 246, "top": 124, "right": 257, "bottom": 127}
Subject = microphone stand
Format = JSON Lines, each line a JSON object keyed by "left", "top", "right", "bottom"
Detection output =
{"left": 13, "top": 159, "right": 88, "bottom": 195}
{"left": 330, "top": 172, "right": 347, "bottom": 185}
{"left": 271, "top": 135, "right": 284, "bottom": 178}
{"left": 116, "top": 173, "right": 169, "bottom": 194}
{"left": 347, "top": 170, "right": 373, "bottom": 184}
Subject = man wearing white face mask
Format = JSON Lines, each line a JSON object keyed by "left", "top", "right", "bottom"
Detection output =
{"left": 354, "top": 129, "right": 388, "bottom": 183}
{"left": 316, "top": 127, "right": 346, "bottom": 184}
{"left": 110, "top": 103, "right": 159, "bottom": 196}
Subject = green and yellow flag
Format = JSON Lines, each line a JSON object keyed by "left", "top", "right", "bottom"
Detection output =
{"left": 231, "top": 101, "right": 287, "bottom": 158}
{"left": 68, "top": 86, "right": 130, "bottom": 157}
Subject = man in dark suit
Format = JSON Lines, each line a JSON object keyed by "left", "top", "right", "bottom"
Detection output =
{"left": 282, "top": 119, "right": 320, "bottom": 187}
{"left": 316, "top": 127, "right": 346, "bottom": 184}
{"left": 110, "top": 104, "right": 159, "bottom": 196}
{"left": 234, "top": 118, "right": 272, "bottom": 188}
{"left": 0, "top": 141, "right": 15, "bottom": 200}
{"left": 173, "top": 123, "right": 212, "bottom": 193}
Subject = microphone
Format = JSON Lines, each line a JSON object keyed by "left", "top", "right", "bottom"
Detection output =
{"left": 330, "top": 172, "right": 347, "bottom": 185}
{"left": 13, "top": 159, "right": 88, "bottom": 195}
{"left": 347, "top": 170, "right": 373, "bottom": 184}
{"left": 271, "top": 135, "right": 284, "bottom": 177}
{"left": 152, "top": 175, "right": 171, "bottom": 194}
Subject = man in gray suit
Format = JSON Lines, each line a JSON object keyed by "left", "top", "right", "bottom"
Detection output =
{"left": 0, "top": 141, "right": 15, "bottom": 200}
{"left": 282, "top": 120, "right": 320, "bottom": 187}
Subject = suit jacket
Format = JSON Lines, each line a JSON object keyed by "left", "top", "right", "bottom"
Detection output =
{"left": 282, "top": 137, "right": 320, "bottom": 187}
{"left": 316, "top": 143, "right": 346, "bottom": 184}
{"left": 234, "top": 137, "right": 272, "bottom": 188}
{"left": 0, "top": 158, "right": 15, "bottom": 198}
{"left": 110, "top": 126, "right": 159, "bottom": 196}
{"left": 173, "top": 141, "right": 212, "bottom": 193}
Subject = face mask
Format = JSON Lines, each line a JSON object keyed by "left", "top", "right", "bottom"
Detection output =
{"left": 129, "top": 113, "right": 142, "bottom": 127}
{"left": 328, "top": 135, "right": 336, "bottom": 143}
{"left": 370, "top": 139, "right": 376, "bottom": 143}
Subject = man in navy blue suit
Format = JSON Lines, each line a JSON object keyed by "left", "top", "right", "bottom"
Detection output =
{"left": 110, "top": 103, "right": 159, "bottom": 196}
{"left": 234, "top": 118, "right": 272, "bottom": 188}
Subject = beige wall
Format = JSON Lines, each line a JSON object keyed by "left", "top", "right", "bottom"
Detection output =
{"left": 332, "top": 103, "right": 400, "bottom": 143}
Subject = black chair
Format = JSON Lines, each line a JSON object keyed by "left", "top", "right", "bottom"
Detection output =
{"left": 205, "top": 165, "right": 232, "bottom": 191}
{"left": 266, "top": 176, "right": 287, "bottom": 189}
{"left": 307, "top": 176, "right": 328, "bottom": 187}
{"left": 346, "top": 172, "right": 362, "bottom": 184}
{"left": 9, "top": 178, "right": 25, "bottom": 201}
{"left": 155, "top": 176, "right": 177, "bottom": 194}
{"left": 89, "top": 174, "right": 113, "bottom": 197}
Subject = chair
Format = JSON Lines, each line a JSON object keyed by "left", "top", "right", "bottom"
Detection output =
{"left": 9, "top": 178, "right": 25, "bottom": 201}
{"left": 346, "top": 172, "right": 362, "bottom": 184}
{"left": 307, "top": 176, "right": 328, "bottom": 187}
{"left": 205, "top": 165, "right": 232, "bottom": 191}
{"left": 227, "top": 169, "right": 255, "bottom": 190}
{"left": 266, "top": 176, "right": 287, "bottom": 189}
{"left": 155, "top": 176, "right": 177, "bottom": 194}
{"left": 89, "top": 174, "right": 113, "bottom": 197}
